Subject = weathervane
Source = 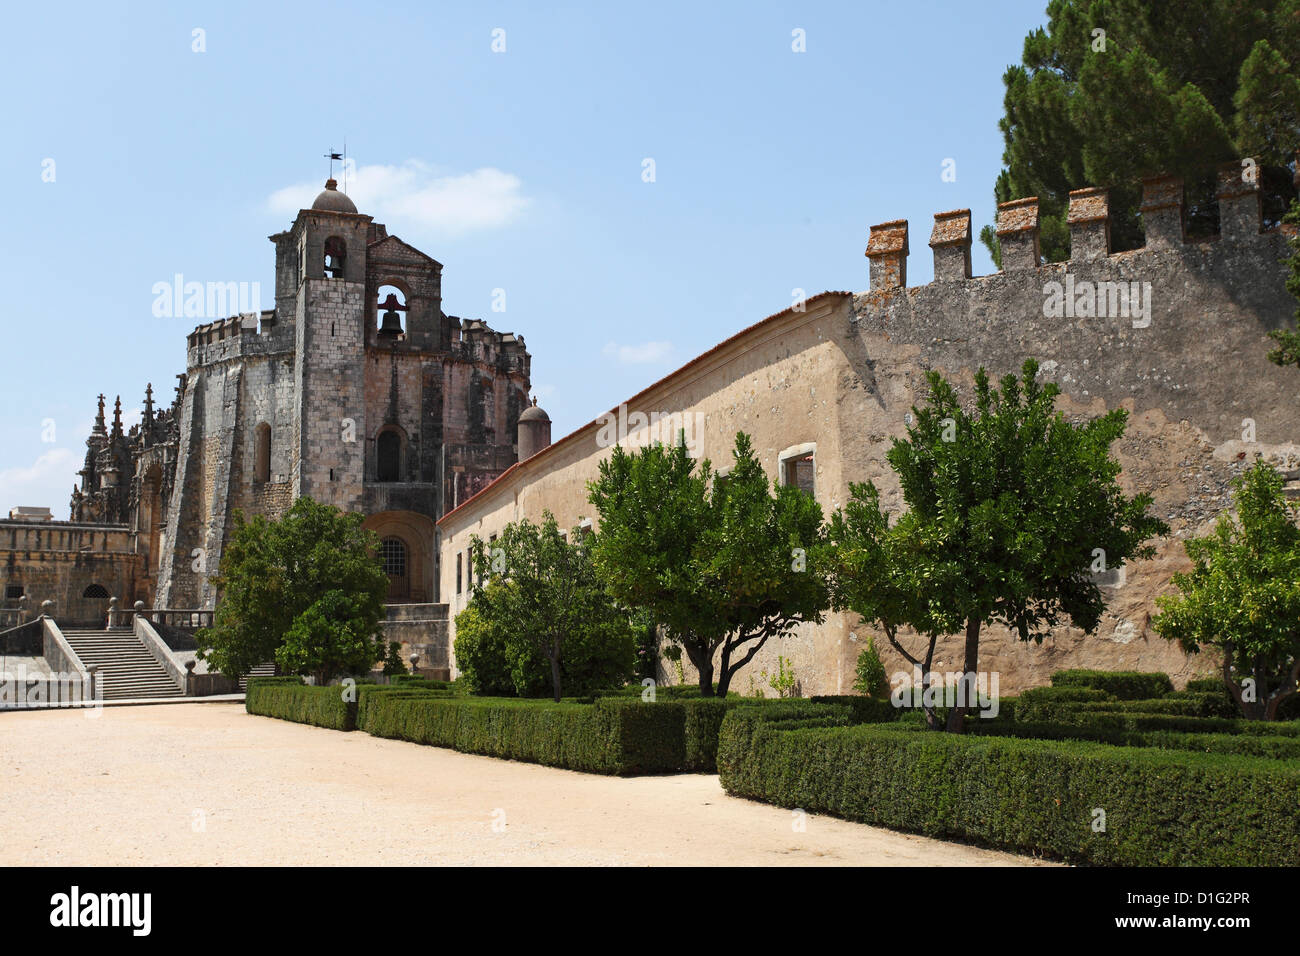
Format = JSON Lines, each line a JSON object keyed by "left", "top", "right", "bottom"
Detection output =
{"left": 323, "top": 141, "right": 349, "bottom": 192}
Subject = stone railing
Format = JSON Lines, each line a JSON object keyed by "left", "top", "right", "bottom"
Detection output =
{"left": 144, "top": 608, "right": 214, "bottom": 630}
{"left": 42, "top": 617, "right": 95, "bottom": 695}
{"left": 134, "top": 613, "right": 187, "bottom": 694}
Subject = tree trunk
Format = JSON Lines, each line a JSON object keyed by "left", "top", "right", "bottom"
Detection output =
{"left": 945, "top": 618, "right": 981, "bottom": 734}
{"left": 550, "top": 653, "right": 562, "bottom": 704}
{"left": 681, "top": 640, "right": 714, "bottom": 696}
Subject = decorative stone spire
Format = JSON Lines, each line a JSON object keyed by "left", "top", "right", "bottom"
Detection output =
{"left": 143, "top": 383, "right": 155, "bottom": 430}
{"left": 111, "top": 396, "right": 123, "bottom": 439}
{"left": 92, "top": 394, "right": 107, "bottom": 436}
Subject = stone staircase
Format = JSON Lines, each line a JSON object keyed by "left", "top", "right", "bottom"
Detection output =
{"left": 61, "top": 627, "right": 184, "bottom": 700}
{"left": 238, "top": 663, "right": 277, "bottom": 689}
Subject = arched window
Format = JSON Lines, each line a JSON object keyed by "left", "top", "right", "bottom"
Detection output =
{"left": 377, "top": 430, "right": 402, "bottom": 482}
{"left": 323, "top": 237, "right": 347, "bottom": 279}
{"left": 254, "top": 423, "right": 271, "bottom": 483}
{"left": 83, "top": 583, "right": 109, "bottom": 598}
{"left": 380, "top": 538, "right": 407, "bottom": 577}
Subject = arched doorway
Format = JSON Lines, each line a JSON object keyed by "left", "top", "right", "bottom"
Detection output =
{"left": 362, "top": 511, "right": 436, "bottom": 604}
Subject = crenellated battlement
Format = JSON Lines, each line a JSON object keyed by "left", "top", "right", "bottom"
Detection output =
{"left": 863, "top": 155, "right": 1288, "bottom": 294}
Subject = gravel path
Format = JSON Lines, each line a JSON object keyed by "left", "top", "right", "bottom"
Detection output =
{"left": 0, "top": 702, "right": 1050, "bottom": 866}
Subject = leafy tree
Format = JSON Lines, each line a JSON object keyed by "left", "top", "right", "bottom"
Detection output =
{"left": 983, "top": 0, "right": 1299, "bottom": 265}
{"left": 823, "top": 482, "right": 960, "bottom": 727}
{"left": 465, "top": 513, "right": 636, "bottom": 701}
{"left": 1267, "top": 200, "right": 1300, "bottom": 369}
{"left": 853, "top": 635, "right": 891, "bottom": 699}
{"left": 452, "top": 590, "right": 517, "bottom": 696}
{"left": 589, "top": 432, "right": 828, "bottom": 697}
{"left": 826, "top": 361, "right": 1168, "bottom": 731}
{"left": 197, "top": 497, "right": 388, "bottom": 683}
{"left": 1154, "top": 460, "right": 1300, "bottom": 720}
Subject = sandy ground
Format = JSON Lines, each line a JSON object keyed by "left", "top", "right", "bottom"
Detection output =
{"left": 0, "top": 702, "right": 1050, "bottom": 866}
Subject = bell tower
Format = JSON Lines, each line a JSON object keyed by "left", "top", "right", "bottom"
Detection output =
{"left": 289, "top": 178, "right": 373, "bottom": 511}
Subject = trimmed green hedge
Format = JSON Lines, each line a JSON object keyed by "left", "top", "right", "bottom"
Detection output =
{"left": 389, "top": 675, "right": 453, "bottom": 691}
{"left": 1050, "top": 669, "right": 1174, "bottom": 700}
{"left": 355, "top": 684, "right": 454, "bottom": 732}
{"left": 973, "top": 718, "right": 1300, "bottom": 759}
{"left": 717, "top": 707, "right": 1300, "bottom": 865}
{"left": 361, "top": 694, "right": 686, "bottom": 774}
{"left": 1015, "top": 686, "right": 1114, "bottom": 722}
{"left": 245, "top": 680, "right": 356, "bottom": 731}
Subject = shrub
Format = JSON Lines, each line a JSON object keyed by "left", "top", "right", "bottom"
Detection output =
{"left": 1015, "top": 685, "right": 1114, "bottom": 722}
{"left": 1050, "top": 669, "right": 1173, "bottom": 700}
{"left": 382, "top": 641, "right": 407, "bottom": 676}
{"left": 972, "top": 719, "right": 1300, "bottom": 759}
{"left": 389, "top": 674, "right": 452, "bottom": 690}
{"left": 361, "top": 695, "right": 685, "bottom": 775}
{"left": 810, "top": 694, "right": 899, "bottom": 724}
{"left": 245, "top": 680, "right": 355, "bottom": 731}
{"left": 682, "top": 699, "right": 730, "bottom": 771}
{"left": 355, "top": 685, "right": 453, "bottom": 732}
{"left": 717, "top": 708, "right": 1300, "bottom": 865}
{"left": 852, "top": 637, "right": 890, "bottom": 699}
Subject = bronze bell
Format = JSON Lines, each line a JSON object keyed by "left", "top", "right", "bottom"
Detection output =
{"left": 378, "top": 292, "right": 405, "bottom": 335}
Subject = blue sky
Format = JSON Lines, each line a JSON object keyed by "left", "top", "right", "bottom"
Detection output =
{"left": 0, "top": 0, "right": 1050, "bottom": 514}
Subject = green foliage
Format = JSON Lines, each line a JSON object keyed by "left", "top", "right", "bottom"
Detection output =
{"left": 382, "top": 641, "right": 407, "bottom": 676}
{"left": 717, "top": 707, "right": 1300, "bottom": 865}
{"left": 361, "top": 695, "right": 686, "bottom": 774}
{"left": 389, "top": 674, "right": 452, "bottom": 690}
{"left": 823, "top": 361, "right": 1167, "bottom": 731}
{"left": 852, "top": 636, "right": 890, "bottom": 698}
{"left": 1050, "top": 669, "right": 1173, "bottom": 700}
{"left": 762, "top": 655, "right": 799, "bottom": 698}
{"left": 1154, "top": 460, "right": 1300, "bottom": 719}
{"left": 197, "top": 497, "right": 389, "bottom": 683}
{"left": 982, "top": 0, "right": 1300, "bottom": 264}
{"left": 970, "top": 718, "right": 1300, "bottom": 759}
{"left": 245, "top": 679, "right": 357, "bottom": 731}
{"left": 1267, "top": 200, "right": 1300, "bottom": 369}
{"left": 462, "top": 512, "right": 637, "bottom": 701}
{"left": 1013, "top": 685, "right": 1115, "bottom": 721}
{"left": 589, "top": 431, "right": 829, "bottom": 697}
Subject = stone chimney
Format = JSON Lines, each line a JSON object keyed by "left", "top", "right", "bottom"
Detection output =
{"left": 1140, "top": 174, "right": 1184, "bottom": 248}
{"left": 996, "top": 198, "right": 1040, "bottom": 270}
{"left": 1217, "top": 158, "right": 1262, "bottom": 240}
{"left": 929, "top": 209, "right": 972, "bottom": 281}
{"left": 1067, "top": 187, "right": 1110, "bottom": 260}
{"left": 866, "top": 220, "right": 909, "bottom": 291}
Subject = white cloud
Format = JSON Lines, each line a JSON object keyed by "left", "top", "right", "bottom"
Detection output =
{"left": 0, "top": 448, "right": 79, "bottom": 517}
{"left": 268, "top": 161, "right": 530, "bottom": 237}
{"left": 601, "top": 341, "right": 675, "bottom": 365}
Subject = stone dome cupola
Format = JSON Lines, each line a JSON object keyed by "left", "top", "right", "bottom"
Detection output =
{"left": 311, "top": 178, "right": 358, "bottom": 214}
{"left": 517, "top": 396, "right": 551, "bottom": 461}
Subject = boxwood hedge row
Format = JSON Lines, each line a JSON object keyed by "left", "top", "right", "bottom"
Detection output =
{"left": 1050, "top": 669, "right": 1174, "bottom": 700}
{"left": 245, "top": 678, "right": 356, "bottom": 731}
{"left": 361, "top": 693, "right": 687, "bottom": 774}
{"left": 717, "top": 707, "right": 1300, "bottom": 865}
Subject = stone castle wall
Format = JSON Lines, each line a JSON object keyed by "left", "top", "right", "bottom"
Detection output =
{"left": 437, "top": 160, "right": 1300, "bottom": 695}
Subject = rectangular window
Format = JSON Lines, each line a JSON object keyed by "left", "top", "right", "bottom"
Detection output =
{"left": 4, "top": 584, "right": 23, "bottom": 601}
{"left": 456, "top": 552, "right": 463, "bottom": 595}
{"left": 780, "top": 455, "right": 811, "bottom": 496}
